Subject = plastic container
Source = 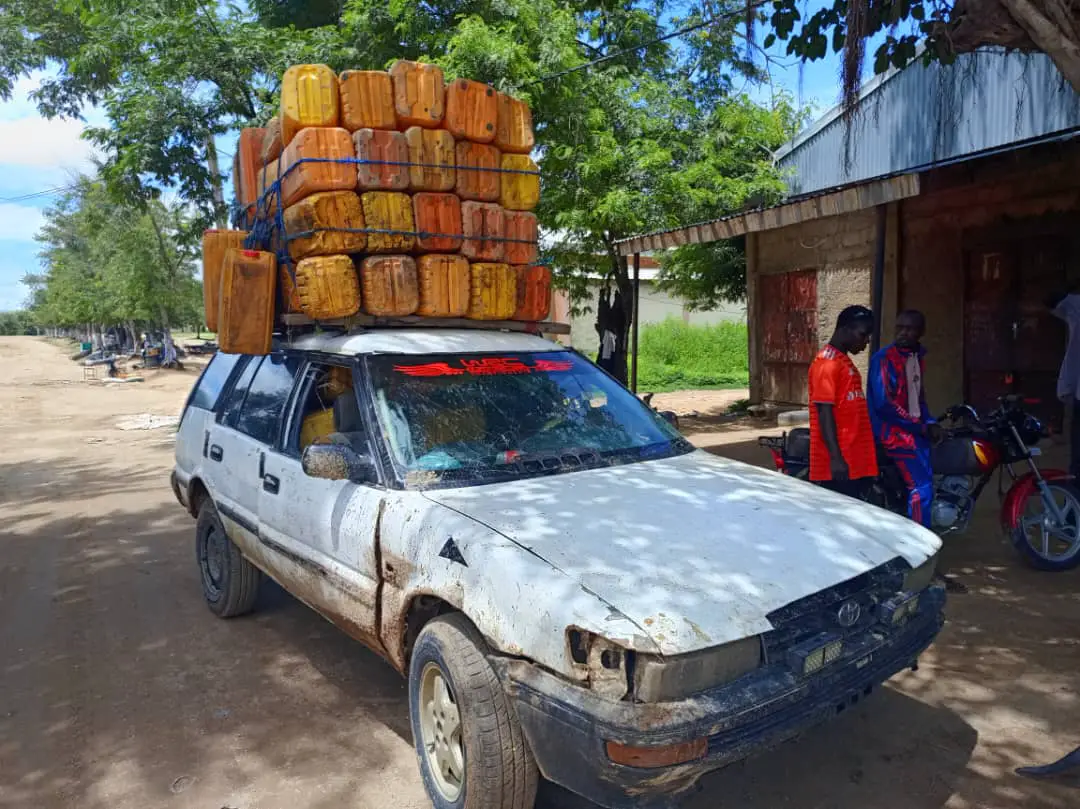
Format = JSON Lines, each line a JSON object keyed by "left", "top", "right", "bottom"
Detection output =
{"left": 295, "top": 254, "right": 362, "bottom": 320}
{"left": 444, "top": 78, "right": 497, "bottom": 143}
{"left": 412, "top": 192, "right": 462, "bottom": 253}
{"left": 201, "top": 230, "right": 248, "bottom": 332}
{"left": 279, "top": 127, "right": 355, "bottom": 209}
{"left": 513, "top": 264, "right": 551, "bottom": 321}
{"left": 499, "top": 153, "right": 540, "bottom": 211}
{"left": 219, "top": 249, "right": 276, "bottom": 355}
{"left": 280, "top": 264, "right": 302, "bottom": 313}
{"left": 360, "top": 255, "right": 420, "bottom": 316}
{"left": 503, "top": 210, "right": 538, "bottom": 265}
{"left": 460, "top": 201, "right": 505, "bottom": 262}
{"left": 258, "top": 161, "right": 280, "bottom": 210}
{"left": 361, "top": 192, "right": 416, "bottom": 253}
{"left": 353, "top": 128, "right": 409, "bottom": 191}
{"left": 300, "top": 408, "right": 335, "bottom": 449}
{"left": 417, "top": 254, "right": 471, "bottom": 317}
{"left": 261, "top": 116, "right": 284, "bottom": 165}
{"left": 233, "top": 127, "right": 265, "bottom": 225}
{"left": 404, "top": 126, "right": 455, "bottom": 191}
{"left": 389, "top": 60, "right": 445, "bottom": 128}
{"left": 468, "top": 262, "right": 516, "bottom": 320}
{"left": 284, "top": 190, "right": 366, "bottom": 260}
{"left": 280, "top": 64, "right": 340, "bottom": 145}
{"left": 339, "top": 70, "right": 397, "bottom": 131}
{"left": 495, "top": 92, "right": 535, "bottom": 154}
{"left": 455, "top": 141, "right": 501, "bottom": 201}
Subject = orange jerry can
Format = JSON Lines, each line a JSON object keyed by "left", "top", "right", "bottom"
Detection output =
{"left": 455, "top": 141, "right": 501, "bottom": 202}
{"left": 339, "top": 70, "right": 397, "bottom": 131}
{"left": 283, "top": 190, "right": 366, "bottom": 260}
{"left": 513, "top": 264, "right": 551, "bottom": 321}
{"left": 353, "top": 128, "right": 409, "bottom": 191}
{"left": 417, "top": 254, "right": 470, "bottom": 317}
{"left": 258, "top": 161, "right": 280, "bottom": 210}
{"left": 460, "top": 201, "right": 505, "bottom": 262}
{"left": 495, "top": 92, "right": 535, "bottom": 154}
{"left": 295, "top": 254, "right": 362, "bottom": 320}
{"left": 233, "top": 127, "right": 265, "bottom": 224}
{"left": 279, "top": 127, "right": 355, "bottom": 209}
{"left": 413, "top": 192, "right": 462, "bottom": 253}
{"left": 360, "top": 255, "right": 420, "bottom": 316}
{"left": 280, "top": 264, "right": 302, "bottom": 313}
{"left": 469, "top": 262, "right": 516, "bottom": 320}
{"left": 404, "top": 126, "right": 455, "bottom": 191}
{"left": 202, "top": 230, "right": 247, "bottom": 332}
{"left": 361, "top": 191, "right": 416, "bottom": 253}
{"left": 261, "top": 116, "right": 284, "bottom": 165}
{"left": 500, "top": 154, "right": 540, "bottom": 211}
{"left": 503, "top": 211, "right": 538, "bottom": 265}
{"left": 389, "top": 60, "right": 445, "bottom": 128}
{"left": 280, "top": 64, "right": 340, "bottom": 145}
{"left": 444, "top": 78, "right": 497, "bottom": 143}
{"left": 219, "top": 249, "right": 276, "bottom": 355}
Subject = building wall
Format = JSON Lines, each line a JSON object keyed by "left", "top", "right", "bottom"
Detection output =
{"left": 566, "top": 282, "right": 747, "bottom": 357}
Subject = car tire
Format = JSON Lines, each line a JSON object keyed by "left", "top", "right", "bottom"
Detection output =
{"left": 408, "top": 613, "right": 538, "bottom": 809}
{"left": 195, "top": 501, "right": 261, "bottom": 617}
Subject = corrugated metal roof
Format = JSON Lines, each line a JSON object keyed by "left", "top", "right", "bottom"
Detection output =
{"left": 777, "top": 50, "right": 1080, "bottom": 196}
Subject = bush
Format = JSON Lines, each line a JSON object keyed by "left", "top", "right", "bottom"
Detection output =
{"left": 636, "top": 319, "right": 749, "bottom": 392}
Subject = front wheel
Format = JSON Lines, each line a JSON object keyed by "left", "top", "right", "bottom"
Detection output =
{"left": 408, "top": 614, "right": 538, "bottom": 809}
{"left": 1009, "top": 481, "right": 1080, "bottom": 571}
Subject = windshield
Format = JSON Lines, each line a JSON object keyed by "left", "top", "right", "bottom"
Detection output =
{"left": 367, "top": 351, "right": 691, "bottom": 488}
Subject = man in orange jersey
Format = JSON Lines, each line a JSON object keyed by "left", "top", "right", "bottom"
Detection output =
{"left": 808, "top": 305, "right": 878, "bottom": 499}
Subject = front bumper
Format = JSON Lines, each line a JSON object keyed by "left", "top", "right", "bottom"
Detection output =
{"left": 503, "top": 588, "right": 945, "bottom": 809}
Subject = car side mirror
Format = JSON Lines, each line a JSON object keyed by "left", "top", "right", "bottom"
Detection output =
{"left": 301, "top": 442, "right": 377, "bottom": 483}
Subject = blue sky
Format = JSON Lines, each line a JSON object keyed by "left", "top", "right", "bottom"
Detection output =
{"left": 0, "top": 17, "right": 847, "bottom": 311}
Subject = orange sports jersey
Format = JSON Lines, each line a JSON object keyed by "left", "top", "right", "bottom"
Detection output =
{"left": 808, "top": 345, "right": 879, "bottom": 481}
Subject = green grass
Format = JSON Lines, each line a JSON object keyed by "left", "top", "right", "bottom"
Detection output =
{"left": 637, "top": 319, "right": 749, "bottom": 392}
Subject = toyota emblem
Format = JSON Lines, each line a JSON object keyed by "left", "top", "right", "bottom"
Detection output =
{"left": 837, "top": 600, "right": 861, "bottom": 627}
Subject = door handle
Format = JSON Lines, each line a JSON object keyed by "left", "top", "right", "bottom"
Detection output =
{"left": 209, "top": 444, "right": 223, "bottom": 462}
{"left": 263, "top": 474, "right": 280, "bottom": 495}
{"left": 202, "top": 431, "right": 210, "bottom": 458}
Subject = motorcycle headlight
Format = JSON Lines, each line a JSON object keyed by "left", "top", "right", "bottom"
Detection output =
{"left": 632, "top": 636, "right": 761, "bottom": 703}
{"left": 902, "top": 553, "right": 939, "bottom": 594}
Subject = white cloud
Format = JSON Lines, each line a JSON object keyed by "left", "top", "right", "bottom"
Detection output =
{"left": 0, "top": 117, "right": 100, "bottom": 170}
{"left": 0, "top": 203, "right": 46, "bottom": 240}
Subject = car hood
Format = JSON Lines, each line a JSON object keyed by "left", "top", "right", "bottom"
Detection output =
{"left": 423, "top": 450, "right": 941, "bottom": 655}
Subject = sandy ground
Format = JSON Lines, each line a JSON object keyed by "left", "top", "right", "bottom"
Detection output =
{"left": 1, "top": 336, "right": 1078, "bottom": 809}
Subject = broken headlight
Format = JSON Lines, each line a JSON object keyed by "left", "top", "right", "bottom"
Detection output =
{"left": 633, "top": 636, "right": 762, "bottom": 703}
{"left": 902, "top": 552, "right": 939, "bottom": 594}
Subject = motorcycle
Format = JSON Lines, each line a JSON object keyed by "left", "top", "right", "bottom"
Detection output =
{"left": 759, "top": 395, "right": 1080, "bottom": 571}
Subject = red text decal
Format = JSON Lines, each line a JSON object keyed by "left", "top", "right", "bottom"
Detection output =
{"left": 393, "top": 357, "right": 574, "bottom": 377}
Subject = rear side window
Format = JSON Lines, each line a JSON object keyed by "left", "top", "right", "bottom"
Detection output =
{"left": 220, "top": 357, "right": 261, "bottom": 428}
{"left": 189, "top": 353, "right": 243, "bottom": 411}
{"left": 236, "top": 356, "right": 301, "bottom": 445}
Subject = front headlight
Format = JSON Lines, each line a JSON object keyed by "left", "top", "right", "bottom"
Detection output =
{"left": 902, "top": 552, "right": 939, "bottom": 594}
{"left": 633, "top": 636, "right": 761, "bottom": 703}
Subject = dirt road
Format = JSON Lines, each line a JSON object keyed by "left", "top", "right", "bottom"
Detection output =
{"left": 1, "top": 336, "right": 1078, "bottom": 809}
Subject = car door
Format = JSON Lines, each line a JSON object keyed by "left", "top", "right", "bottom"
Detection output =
{"left": 258, "top": 358, "right": 384, "bottom": 632}
{"left": 175, "top": 352, "right": 246, "bottom": 493}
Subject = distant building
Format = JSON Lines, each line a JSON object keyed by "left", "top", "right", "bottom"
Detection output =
{"left": 616, "top": 51, "right": 1080, "bottom": 428}
{"left": 550, "top": 256, "right": 747, "bottom": 356}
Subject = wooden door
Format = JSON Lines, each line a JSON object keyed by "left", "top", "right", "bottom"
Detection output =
{"left": 761, "top": 269, "right": 817, "bottom": 404}
{"left": 964, "top": 240, "right": 1067, "bottom": 429}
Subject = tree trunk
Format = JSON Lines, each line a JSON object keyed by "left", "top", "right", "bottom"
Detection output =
{"left": 1002, "top": 0, "right": 1080, "bottom": 92}
{"left": 205, "top": 135, "right": 228, "bottom": 230}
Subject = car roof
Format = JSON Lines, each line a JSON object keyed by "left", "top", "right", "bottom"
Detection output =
{"left": 281, "top": 329, "right": 566, "bottom": 356}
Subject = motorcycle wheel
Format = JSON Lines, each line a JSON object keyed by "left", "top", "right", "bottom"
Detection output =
{"left": 1009, "top": 481, "right": 1080, "bottom": 571}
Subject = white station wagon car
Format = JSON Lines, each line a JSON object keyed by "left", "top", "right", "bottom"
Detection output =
{"left": 171, "top": 328, "right": 945, "bottom": 809}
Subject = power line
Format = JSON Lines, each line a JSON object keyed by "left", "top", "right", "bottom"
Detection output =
{"left": 0, "top": 186, "right": 76, "bottom": 204}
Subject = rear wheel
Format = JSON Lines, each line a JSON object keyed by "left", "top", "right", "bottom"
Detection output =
{"left": 408, "top": 613, "right": 538, "bottom": 809}
{"left": 1010, "top": 481, "right": 1080, "bottom": 571}
{"left": 195, "top": 501, "right": 262, "bottom": 616}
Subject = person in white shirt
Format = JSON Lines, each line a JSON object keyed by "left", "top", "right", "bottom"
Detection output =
{"left": 1048, "top": 288, "right": 1080, "bottom": 479}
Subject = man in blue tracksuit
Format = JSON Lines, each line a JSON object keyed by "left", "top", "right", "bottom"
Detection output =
{"left": 869, "top": 310, "right": 965, "bottom": 592}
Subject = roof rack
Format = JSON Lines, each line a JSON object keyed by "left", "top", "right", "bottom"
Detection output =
{"left": 278, "top": 313, "right": 571, "bottom": 336}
